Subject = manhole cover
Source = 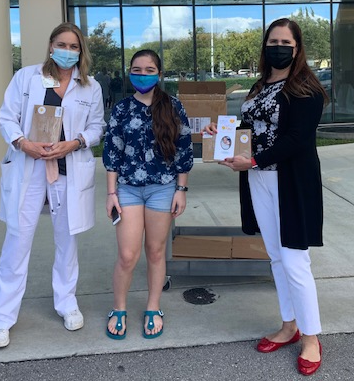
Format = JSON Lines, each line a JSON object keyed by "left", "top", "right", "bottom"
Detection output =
{"left": 183, "top": 287, "right": 219, "bottom": 305}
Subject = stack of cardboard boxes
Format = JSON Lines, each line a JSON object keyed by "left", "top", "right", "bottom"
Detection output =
{"left": 175, "top": 81, "right": 269, "bottom": 261}
{"left": 178, "top": 81, "right": 227, "bottom": 147}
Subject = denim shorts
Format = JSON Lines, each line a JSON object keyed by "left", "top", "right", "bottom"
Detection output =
{"left": 117, "top": 181, "right": 176, "bottom": 213}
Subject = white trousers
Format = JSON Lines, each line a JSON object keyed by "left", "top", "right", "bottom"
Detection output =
{"left": 0, "top": 160, "right": 79, "bottom": 329}
{"left": 248, "top": 170, "right": 321, "bottom": 335}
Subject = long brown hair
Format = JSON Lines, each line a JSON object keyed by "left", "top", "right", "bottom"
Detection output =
{"left": 130, "top": 49, "right": 180, "bottom": 163}
{"left": 42, "top": 22, "right": 91, "bottom": 86}
{"left": 248, "top": 18, "right": 328, "bottom": 103}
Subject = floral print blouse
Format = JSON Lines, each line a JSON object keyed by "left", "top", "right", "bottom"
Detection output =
{"left": 241, "top": 80, "right": 286, "bottom": 171}
{"left": 103, "top": 95, "right": 193, "bottom": 186}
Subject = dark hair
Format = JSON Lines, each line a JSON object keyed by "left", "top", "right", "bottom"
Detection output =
{"left": 130, "top": 49, "right": 180, "bottom": 162}
{"left": 248, "top": 18, "right": 328, "bottom": 103}
{"left": 42, "top": 22, "right": 91, "bottom": 86}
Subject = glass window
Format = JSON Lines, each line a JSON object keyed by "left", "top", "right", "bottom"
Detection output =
{"left": 122, "top": 5, "right": 193, "bottom": 97}
{"left": 122, "top": 0, "right": 192, "bottom": 4}
{"left": 195, "top": 5, "right": 263, "bottom": 117}
{"left": 265, "top": 0, "right": 329, "bottom": 3}
{"left": 69, "top": 6, "right": 123, "bottom": 107}
{"left": 68, "top": 1, "right": 191, "bottom": 4}
{"left": 196, "top": 0, "right": 262, "bottom": 4}
{"left": 333, "top": 2, "right": 354, "bottom": 122}
{"left": 265, "top": 3, "right": 331, "bottom": 122}
{"left": 10, "top": 6, "right": 21, "bottom": 72}
{"left": 68, "top": 1, "right": 119, "bottom": 5}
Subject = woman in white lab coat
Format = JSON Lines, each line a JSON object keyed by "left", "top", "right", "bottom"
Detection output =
{"left": 0, "top": 22, "right": 105, "bottom": 348}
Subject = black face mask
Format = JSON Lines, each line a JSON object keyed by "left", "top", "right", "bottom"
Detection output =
{"left": 265, "top": 45, "right": 294, "bottom": 70}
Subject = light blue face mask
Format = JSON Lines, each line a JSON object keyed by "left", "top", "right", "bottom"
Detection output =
{"left": 51, "top": 48, "right": 80, "bottom": 70}
{"left": 129, "top": 73, "right": 159, "bottom": 94}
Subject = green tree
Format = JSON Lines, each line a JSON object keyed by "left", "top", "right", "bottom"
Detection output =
{"left": 218, "top": 28, "right": 262, "bottom": 73}
{"left": 167, "top": 34, "right": 194, "bottom": 73}
{"left": 87, "top": 22, "right": 121, "bottom": 76}
{"left": 290, "top": 8, "right": 331, "bottom": 67}
{"left": 196, "top": 26, "right": 211, "bottom": 72}
{"left": 12, "top": 44, "right": 22, "bottom": 73}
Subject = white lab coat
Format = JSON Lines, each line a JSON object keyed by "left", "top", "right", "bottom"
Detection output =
{"left": 0, "top": 64, "right": 105, "bottom": 236}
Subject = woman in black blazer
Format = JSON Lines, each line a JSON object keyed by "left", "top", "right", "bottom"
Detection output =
{"left": 205, "top": 18, "right": 328, "bottom": 376}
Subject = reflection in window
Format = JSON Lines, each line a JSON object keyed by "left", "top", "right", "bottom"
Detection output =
{"left": 333, "top": 3, "right": 354, "bottom": 122}
{"left": 265, "top": 4, "right": 331, "bottom": 122}
{"left": 62, "top": 1, "right": 354, "bottom": 125}
{"left": 195, "top": 5, "right": 263, "bottom": 116}
{"left": 10, "top": 7, "right": 21, "bottom": 72}
{"left": 69, "top": 6, "right": 123, "bottom": 108}
{"left": 122, "top": 6, "right": 193, "bottom": 97}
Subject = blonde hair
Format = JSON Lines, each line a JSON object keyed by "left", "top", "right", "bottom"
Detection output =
{"left": 42, "top": 22, "right": 92, "bottom": 86}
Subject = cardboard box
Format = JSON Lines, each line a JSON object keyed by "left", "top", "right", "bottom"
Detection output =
{"left": 172, "top": 235, "right": 232, "bottom": 259}
{"left": 29, "top": 105, "right": 63, "bottom": 143}
{"left": 231, "top": 236, "right": 269, "bottom": 260}
{"left": 172, "top": 234, "right": 269, "bottom": 260}
{"left": 202, "top": 128, "right": 252, "bottom": 162}
{"left": 178, "top": 82, "right": 227, "bottom": 144}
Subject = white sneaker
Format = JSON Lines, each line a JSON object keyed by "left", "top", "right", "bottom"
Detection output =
{"left": 63, "top": 309, "right": 84, "bottom": 331}
{"left": 0, "top": 329, "right": 10, "bottom": 348}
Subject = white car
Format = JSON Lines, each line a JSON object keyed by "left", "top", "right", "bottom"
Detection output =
{"left": 238, "top": 69, "right": 251, "bottom": 76}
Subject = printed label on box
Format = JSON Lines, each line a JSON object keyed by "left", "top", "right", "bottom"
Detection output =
{"left": 188, "top": 117, "right": 211, "bottom": 134}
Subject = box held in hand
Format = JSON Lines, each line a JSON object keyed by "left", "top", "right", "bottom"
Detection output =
{"left": 202, "top": 127, "right": 252, "bottom": 162}
{"left": 29, "top": 105, "right": 63, "bottom": 143}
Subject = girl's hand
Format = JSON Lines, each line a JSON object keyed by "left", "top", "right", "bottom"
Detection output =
{"left": 171, "top": 190, "right": 187, "bottom": 218}
{"left": 201, "top": 122, "right": 217, "bottom": 135}
{"left": 106, "top": 193, "right": 122, "bottom": 218}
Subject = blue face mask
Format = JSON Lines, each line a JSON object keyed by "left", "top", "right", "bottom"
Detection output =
{"left": 129, "top": 73, "right": 159, "bottom": 94}
{"left": 51, "top": 48, "right": 80, "bottom": 70}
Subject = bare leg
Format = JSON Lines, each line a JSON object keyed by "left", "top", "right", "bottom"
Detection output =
{"left": 143, "top": 207, "right": 172, "bottom": 336}
{"left": 107, "top": 205, "right": 144, "bottom": 336}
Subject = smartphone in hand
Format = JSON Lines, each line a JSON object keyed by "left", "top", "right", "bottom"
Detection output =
{"left": 111, "top": 206, "right": 121, "bottom": 225}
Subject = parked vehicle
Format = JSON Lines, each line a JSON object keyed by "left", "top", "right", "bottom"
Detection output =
{"left": 315, "top": 68, "right": 331, "bottom": 94}
{"left": 238, "top": 69, "right": 251, "bottom": 76}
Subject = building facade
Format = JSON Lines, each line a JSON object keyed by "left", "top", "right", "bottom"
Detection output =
{"left": 1, "top": 0, "right": 354, "bottom": 158}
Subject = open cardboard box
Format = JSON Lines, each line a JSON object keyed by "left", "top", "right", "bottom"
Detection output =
{"left": 172, "top": 234, "right": 269, "bottom": 260}
{"left": 172, "top": 235, "right": 232, "bottom": 259}
{"left": 231, "top": 236, "right": 269, "bottom": 259}
{"left": 178, "top": 81, "right": 227, "bottom": 144}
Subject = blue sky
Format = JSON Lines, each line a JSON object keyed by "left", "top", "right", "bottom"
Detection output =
{"left": 10, "top": 4, "right": 333, "bottom": 47}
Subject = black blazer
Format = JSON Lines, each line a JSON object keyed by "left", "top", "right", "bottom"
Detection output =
{"left": 240, "top": 90, "right": 324, "bottom": 250}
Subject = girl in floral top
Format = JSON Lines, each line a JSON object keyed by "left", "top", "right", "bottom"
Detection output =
{"left": 103, "top": 49, "right": 193, "bottom": 340}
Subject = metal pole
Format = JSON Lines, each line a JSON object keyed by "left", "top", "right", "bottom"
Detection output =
{"left": 192, "top": 0, "right": 197, "bottom": 81}
{"left": 210, "top": 5, "right": 214, "bottom": 78}
{"left": 158, "top": 6, "right": 165, "bottom": 90}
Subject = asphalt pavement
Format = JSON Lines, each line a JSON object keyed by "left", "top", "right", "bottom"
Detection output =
{"left": 0, "top": 142, "right": 354, "bottom": 380}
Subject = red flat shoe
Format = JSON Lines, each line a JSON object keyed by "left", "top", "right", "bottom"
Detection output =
{"left": 257, "top": 329, "right": 301, "bottom": 353}
{"left": 298, "top": 341, "right": 322, "bottom": 376}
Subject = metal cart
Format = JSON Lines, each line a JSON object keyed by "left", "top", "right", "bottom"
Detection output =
{"left": 164, "top": 224, "right": 272, "bottom": 291}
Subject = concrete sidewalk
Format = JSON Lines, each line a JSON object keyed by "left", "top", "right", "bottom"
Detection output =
{"left": 0, "top": 143, "right": 353, "bottom": 363}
